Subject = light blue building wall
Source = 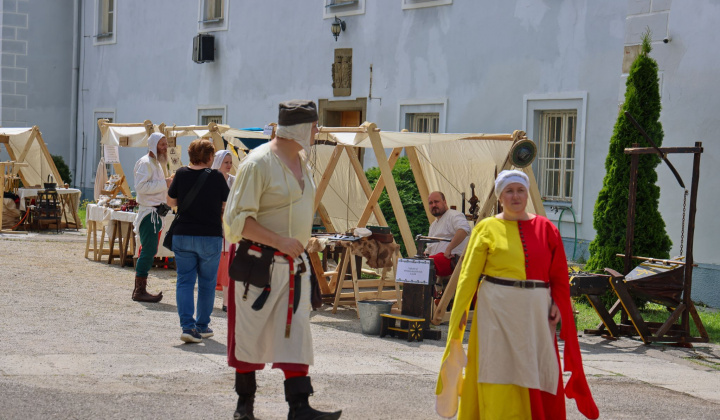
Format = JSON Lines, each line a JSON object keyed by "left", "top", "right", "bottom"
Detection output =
{"left": 3, "top": 0, "right": 719, "bottom": 306}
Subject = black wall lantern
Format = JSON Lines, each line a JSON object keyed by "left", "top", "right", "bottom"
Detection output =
{"left": 331, "top": 16, "right": 346, "bottom": 41}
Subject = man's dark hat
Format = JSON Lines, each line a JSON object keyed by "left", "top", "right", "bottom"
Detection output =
{"left": 278, "top": 100, "right": 318, "bottom": 126}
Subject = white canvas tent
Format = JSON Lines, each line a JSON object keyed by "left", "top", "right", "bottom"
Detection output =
{"left": 0, "top": 127, "right": 64, "bottom": 188}
{"left": 311, "top": 123, "right": 545, "bottom": 258}
{"left": 98, "top": 120, "right": 270, "bottom": 193}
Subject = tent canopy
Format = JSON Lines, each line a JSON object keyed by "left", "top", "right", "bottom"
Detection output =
{"left": 310, "top": 125, "right": 542, "bottom": 256}
{"left": 0, "top": 126, "right": 64, "bottom": 188}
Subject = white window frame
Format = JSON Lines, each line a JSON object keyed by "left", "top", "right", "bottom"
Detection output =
{"left": 402, "top": 0, "right": 453, "bottom": 10}
{"left": 197, "top": 105, "right": 227, "bottom": 126}
{"left": 537, "top": 111, "right": 577, "bottom": 202}
{"left": 93, "top": 0, "right": 117, "bottom": 46}
{"left": 398, "top": 100, "right": 447, "bottom": 133}
{"left": 198, "top": 0, "right": 229, "bottom": 32}
{"left": 523, "top": 92, "right": 587, "bottom": 223}
{"left": 323, "top": 0, "right": 365, "bottom": 19}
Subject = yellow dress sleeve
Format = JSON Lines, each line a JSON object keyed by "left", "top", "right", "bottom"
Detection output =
{"left": 223, "top": 160, "right": 264, "bottom": 243}
{"left": 436, "top": 221, "right": 492, "bottom": 416}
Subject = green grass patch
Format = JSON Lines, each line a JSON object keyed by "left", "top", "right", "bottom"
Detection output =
{"left": 77, "top": 199, "right": 91, "bottom": 229}
{"left": 573, "top": 300, "right": 720, "bottom": 344}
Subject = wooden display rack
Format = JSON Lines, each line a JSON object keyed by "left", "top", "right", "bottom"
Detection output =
{"left": 328, "top": 247, "right": 401, "bottom": 315}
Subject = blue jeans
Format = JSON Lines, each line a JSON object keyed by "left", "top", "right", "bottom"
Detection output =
{"left": 172, "top": 235, "right": 222, "bottom": 331}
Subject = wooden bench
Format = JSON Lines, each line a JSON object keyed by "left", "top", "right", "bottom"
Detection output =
{"left": 380, "top": 313, "right": 425, "bottom": 342}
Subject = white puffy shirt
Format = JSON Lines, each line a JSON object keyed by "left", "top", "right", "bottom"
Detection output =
{"left": 133, "top": 154, "right": 167, "bottom": 206}
{"left": 425, "top": 208, "right": 471, "bottom": 256}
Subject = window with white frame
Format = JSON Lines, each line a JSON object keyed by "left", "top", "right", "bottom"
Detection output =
{"left": 407, "top": 113, "right": 440, "bottom": 133}
{"left": 199, "top": 0, "right": 229, "bottom": 31}
{"left": 524, "top": 92, "right": 586, "bottom": 222}
{"left": 538, "top": 111, "right": 576, "bottom": 202}
{"left": 323, "top": 0, "right": 365, "bottom": 19}
{"left": 202, "top": 115, "right": 223, "bottom": 125}
{"left": 94, "top": 0, "right": 116, "bottom": 45}
{"left": 399, "top": 101, "right": 446, "bottom": 133}
{"left": 198, "top": 106, "right": 226, "bottom": 126}
{"left": 402, "top": 0, "right": 453, "bottom": 10}
{"left": 204, "top": 0, "right": 223, "bottom": 21}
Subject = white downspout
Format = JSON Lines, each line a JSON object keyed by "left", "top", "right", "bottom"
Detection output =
{"left": 69, "top": 0, "right": 81, "bottom": 188}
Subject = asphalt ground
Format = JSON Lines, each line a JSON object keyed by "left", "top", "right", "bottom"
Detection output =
{"left": 1, "top": 232, "right": 719, "bottom": 419}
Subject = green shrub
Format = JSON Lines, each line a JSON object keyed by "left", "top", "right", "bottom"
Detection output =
{"left": 585, "top": 30, "right": 672, "bottom": 275}
{"left": 51, "top": 154, "right": 72, "bottom": 186}
{"left": 365, "top": 157, "right": 429, "bottom": 256}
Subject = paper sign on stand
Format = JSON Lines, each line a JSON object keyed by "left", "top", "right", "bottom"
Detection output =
{"left": 104, "top": 145, "right": 120, "bottom": 163}
{"left": 396, "top": 258, "right": 432, "bottom": 285}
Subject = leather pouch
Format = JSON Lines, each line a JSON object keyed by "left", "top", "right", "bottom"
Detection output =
{"left": 229, "top": 240, "right": 276, "bottom": 288}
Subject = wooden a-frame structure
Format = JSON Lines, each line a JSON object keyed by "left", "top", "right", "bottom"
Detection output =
{"left": 310, "top": 122, "right": 546, "bottom": 317}
{"left": 577, "top": 142, "right": 708, "bottom": 345}
{"left": 0, "top": 126, "right": 65, "bottom": 189}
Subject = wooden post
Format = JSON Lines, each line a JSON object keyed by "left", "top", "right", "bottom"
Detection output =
{"left": 405, "top": 146, "right": 434, "bottom": 223}
{"left": 313, "top": 145, "right": 344, "bottom": 213}
{"left": 344, "top": 146, "right": 388, "bottom": 226}
{"left": 111, "top": 163, "right": 133, "bottom": 198}
{"left": 35, "top": 129, "right": 64, "bottom": 186}
{"left": 367, "top": 124, "right": 417, "bottom": 257}
{"left": 682, "top": 142, "right": 702, "bottom": 333}
{"left": 357, "top": 147, "right": 402, "bottom": 227}
{"left": 521, "top": 166, "right": 547, "bottom": 217}
{"left": 624, "top": 144, "right": 640, "bottom": 276}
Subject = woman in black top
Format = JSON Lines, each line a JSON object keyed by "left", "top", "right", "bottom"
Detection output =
{"left": 167, "top": 139, "right": 230, "bottom": 343}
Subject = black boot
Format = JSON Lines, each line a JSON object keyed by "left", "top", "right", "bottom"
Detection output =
{"left": 284, "top": 376, "right": 342, "bottom": 420}
{"left": 234, "top": 371, "right": 256, "bottom": 420}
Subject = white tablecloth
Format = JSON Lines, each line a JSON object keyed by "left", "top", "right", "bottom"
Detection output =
{"left": 85, "top": 203, "right": 113, "bottom": 225}
{"left": 18, "top": 188, "right": 81, "bottom": 211}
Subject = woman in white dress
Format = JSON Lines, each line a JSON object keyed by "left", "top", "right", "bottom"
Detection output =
{"left": 211, "top": 150, "right": 235, "bottom": 311}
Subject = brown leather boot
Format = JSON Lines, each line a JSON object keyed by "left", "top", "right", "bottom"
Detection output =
{"left": 132, "top": 276, "right": 163, "bottom": 302}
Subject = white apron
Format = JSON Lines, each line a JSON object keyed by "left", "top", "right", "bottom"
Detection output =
{"left": 475, "top": 279, "right": 559, "bottom": 394}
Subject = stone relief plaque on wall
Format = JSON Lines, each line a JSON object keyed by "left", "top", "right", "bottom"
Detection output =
{"left": 332, "top": 48, "right": 352, "bottom": 97}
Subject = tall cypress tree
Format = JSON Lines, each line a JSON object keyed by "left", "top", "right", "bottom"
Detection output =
{"left": 585, "top": 31, "right": 672, "bottom": 273}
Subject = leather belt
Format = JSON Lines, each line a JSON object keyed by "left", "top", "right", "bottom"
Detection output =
{"left": 483, "top": 276, "right": 549, "bottom": 289}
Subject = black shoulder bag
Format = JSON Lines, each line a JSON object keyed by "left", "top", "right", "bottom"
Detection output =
{"left": 162, "top": 169, "right": 211, "bottom": 251}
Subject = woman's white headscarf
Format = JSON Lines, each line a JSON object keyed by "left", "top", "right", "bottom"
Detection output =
{"left": 495, "top": 169, "right": 529, "bottom": 198}
{"left": 212, "top": 150, "right": 231, "bottom": 171}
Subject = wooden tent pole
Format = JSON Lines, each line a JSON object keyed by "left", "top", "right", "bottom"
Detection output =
{"left": 3, "top": 142, "right": 29, "bottom": 187}
{"left": 521, "top": 166, "right": 546, "bottom": 217}
{"left": 16, "top": 130, "right": 37, "bottom": 164}
{"left": 343, "top": 146, "right": 388, "bottom": 226}
{"left": 313, "top": 145, "right": 344, "bottom": 213}
{"left": 316, "top": 202, "right": 336, "bottom": 233}
{"left": 357, "top": 147, "right": 402, "bottom": 227}
{"left": 405, "top": 146, "right": 434, "bottom": 223}
{"left": 367, "top": 123, "right": 417, "bottom": 257}
{"left": 35, "top": 129, "right": 64, "bottom": 185}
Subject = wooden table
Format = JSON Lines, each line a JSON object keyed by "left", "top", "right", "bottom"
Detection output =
{"left": 84, "top": 203, "right": 113, "bottom": 261}
{"left": 107, "top": 210, "right": 137, "bottom": 267}
{"left": 18, "top": 187, "right": 82, "bottom": 229}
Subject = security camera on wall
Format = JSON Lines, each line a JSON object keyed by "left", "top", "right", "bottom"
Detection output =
{"left": 663, "top": 37, "right": 671, "bottom": 44}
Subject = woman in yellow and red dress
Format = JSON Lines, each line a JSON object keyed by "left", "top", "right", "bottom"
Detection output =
{"left": 435, "top": 170, "right": 598, "bottom": 419}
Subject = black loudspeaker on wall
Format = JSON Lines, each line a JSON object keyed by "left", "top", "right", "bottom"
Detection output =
{"left": 192, "top": 34, "right": 215, "bottom": 63}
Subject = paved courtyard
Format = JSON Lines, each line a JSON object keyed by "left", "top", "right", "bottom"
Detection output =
{"left": 1, "top": 232, "right": 719, "bottom": 419}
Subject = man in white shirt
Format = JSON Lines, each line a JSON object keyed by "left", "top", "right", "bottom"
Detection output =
{"left": 425, "top": 191, "right": 471, "bottom": 291}
{"left": 131, "top": 132, "right": 172, "bottom": 303}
